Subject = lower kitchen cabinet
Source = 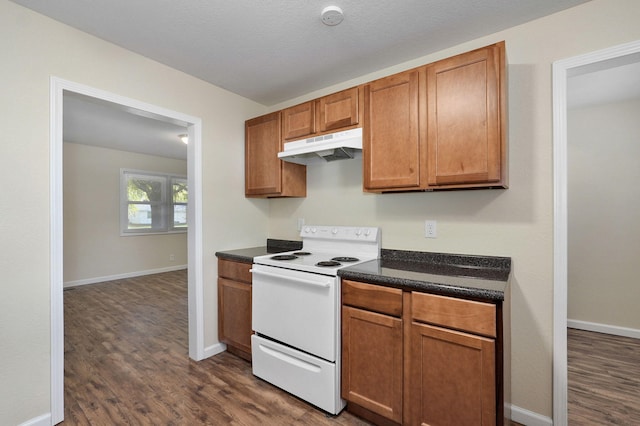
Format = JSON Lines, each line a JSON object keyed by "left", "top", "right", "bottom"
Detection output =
{"left": 218, "top": 258, "right": 252, "bottom": 361}
{"left": 341, "top": 279, "right": 506, "bottom": 426}
{"left": 342, "top": 306, "right": 403, "bottom": 423}
{"left": 408, "top": 322, "right": 495, "bottom": 425}
{"left": 341, "top": 280, "right": 404, "bottom": 424}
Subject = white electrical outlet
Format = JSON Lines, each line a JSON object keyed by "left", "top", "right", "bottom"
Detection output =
{"left": 297, "top": 218, "right": 305, "bottom": 231}
{"left": 425, "top": 220, "right": 437, "bottom": 238}
{"left": 169, "top": 254, "right": 175, "bottom": 261}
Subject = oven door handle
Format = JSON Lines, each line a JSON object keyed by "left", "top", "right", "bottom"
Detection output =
{"left": 250, "top": 269, "right": 331, "bottom": 288}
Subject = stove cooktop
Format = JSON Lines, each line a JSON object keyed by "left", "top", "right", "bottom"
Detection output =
{"left": 253, "top": 225, "right": 381, "bottom": 275}
{"left": 254, "top": 249, "right": 376, "bottom": 275}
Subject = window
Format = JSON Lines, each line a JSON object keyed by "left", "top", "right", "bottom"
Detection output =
{"left": 120, "top": 169, "right": 188, "bottom": 235}
{"left": 171, "top": 177, "right": 188, "bottom": 229}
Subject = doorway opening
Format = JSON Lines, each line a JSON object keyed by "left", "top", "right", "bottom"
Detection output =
{"left": 50, "top": 77, "right": 204, "bottom": 424}
{"left": 552, "top": 39, "right": 640, "bottom": 426}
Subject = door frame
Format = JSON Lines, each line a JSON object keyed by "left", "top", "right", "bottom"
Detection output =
{"left": 552, "top": 39, "right": 640, "bottom": 426}
{"left": 49, "top": 77, "right": 205, "bottom": 424}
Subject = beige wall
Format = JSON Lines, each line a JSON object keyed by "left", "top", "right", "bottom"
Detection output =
{"left": 63, "top": 142, "right": 188, "bottom": 284}
{"left": 568, "top": 98, "right": 640, "bottom": 330}
{"left": 0, "top": 1, "right": 270, "bottom": 423}
{"left": 266, "top": 0, "right": 640, "bottom": 420}
{"left": 2, "top": 0, "right": 640, "bottom": 423}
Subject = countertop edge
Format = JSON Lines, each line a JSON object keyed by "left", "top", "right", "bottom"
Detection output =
{"left": 338, "top": 269, "right": 505, "bottom": 302}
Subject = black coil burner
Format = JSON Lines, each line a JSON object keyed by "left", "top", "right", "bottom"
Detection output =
{"left": 316, "top": 260, "right": 342, "bottom": 267}
{"left": 293, "top": 252, "right": 312, "bottom": 256}
{"left": 331, "top": 256, "right": 359, "bottom": 263}
{"left": 271, "top": 254, "right": 298, "bottom": 261}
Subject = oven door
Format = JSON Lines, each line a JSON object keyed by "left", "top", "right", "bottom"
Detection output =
{"left": 251, "top": 264, "right": 338, "bottom": 362}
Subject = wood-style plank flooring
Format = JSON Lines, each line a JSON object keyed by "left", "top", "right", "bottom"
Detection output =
{"left": 63, "top": 270, "right": 370, "bottom": 425}
{"left": 568, "top": 327, "right": 640, "bottom": 425}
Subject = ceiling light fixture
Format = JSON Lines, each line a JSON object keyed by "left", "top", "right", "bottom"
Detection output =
{"left": 321, "top": 6, "right": 344, "bottom": 26}
{"left": 179, "top": 134, "right": 188, "bottom": 144}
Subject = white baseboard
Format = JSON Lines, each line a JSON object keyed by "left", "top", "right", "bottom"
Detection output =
{"left": 510, "top": 404, "right": 553, "bottom": 426}
{"left": 63, "top": 265, "right": 188, "bottom": 288}
{"left": 18, "top": 413, "right": 51, "bottom": 426}
{"left": 203, "top": 342, "right": 227, "bottom": 359}
{"left": 568, "top": 319, "right": 640, "bottom": 339}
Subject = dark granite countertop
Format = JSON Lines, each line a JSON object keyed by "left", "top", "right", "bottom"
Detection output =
{"left": 215, "top": 239, "right": 302, "bottom": 263}
{"left": 217, "top": 242, "right": 510, "bottom": 302}
{"left": 338, "top": 249, "right": 511, "bottom": 302}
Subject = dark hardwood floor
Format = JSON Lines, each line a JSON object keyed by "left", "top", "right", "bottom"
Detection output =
{"left": 568, "top": 327, "right": 640, "bottom": 425}
{"left": 63, "top": 270, "right": 370, "bottom": 425}
{"left": 64, "top": 270, "right": 526, "bottom": 425}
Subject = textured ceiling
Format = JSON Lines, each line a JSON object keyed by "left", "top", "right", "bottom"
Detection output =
{"left": 13, "top": 0, "right": 591, "bottom": 106}
{"left": 63, "top": 93, "right": 188, "bottom": 160}
{"left": 14, "top": 0, "right": 606, "bottom": 159}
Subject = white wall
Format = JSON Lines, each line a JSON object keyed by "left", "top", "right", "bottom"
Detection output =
{"left": 63, "top": 142, "right": 188, "bottom": 285}
{"left": 0, "top": 1, "right": 270, "bottom": 423}
{"left": 568, "top": 98, "right": 640, "bottom": 330}
{"left": 266, "top": 0, "right": 640, "bottom": 420}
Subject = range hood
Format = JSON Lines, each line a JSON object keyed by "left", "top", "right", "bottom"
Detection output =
{"left": 278, "top": 128, "right": 362, "bottom": 165}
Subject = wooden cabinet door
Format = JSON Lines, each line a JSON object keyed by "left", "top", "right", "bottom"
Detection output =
{"left": 245, "top": 112, "right": 306, "bottom": 198}
{"left": 408, "top": 322, "right": 496, "bottom": 426}
{"left": 282, "top": 101, "right": 316, "bottom": 141}
{"left": 218, "top": 277, "right": 252, "bottom": 359}
{"left": 342, "top": 305, "right": 403, "bottom": 423}
{"left": 427, "top": 42, "right": 505, "bottom": 187}
{"left": 245, "top": 112, "right": 282, "bottom": 196}
{"left": 319, "top": 87, "right": 360, "bottom": 132}
{"left": 363, "top": 68, "right": 426, "bottom": 191}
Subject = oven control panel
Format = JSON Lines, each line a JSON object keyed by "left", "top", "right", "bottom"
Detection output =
{"left": 300, "top": 225, "right": 379, "bottom": 242}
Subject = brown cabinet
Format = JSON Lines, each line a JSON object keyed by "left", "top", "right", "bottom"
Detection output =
{"left": 342, "top": 280, "right": 506, "bottom": 426}
{"left": 341, "top": 280, "right": 403, "bottom": 424}
{"left": 318, "top": 87, "right": 361, "bottom": 133}
{"left": 408, "top": 293, "right": 497, "bottom": 426}
{"left": 427, "top": 42, "right": 506, "bottom": 188}
{"left": 218, "top": 258, "right": 253, "bottom": 361}
{"left": 282, "top": 87, "right": 361, "bottom": 141}
{"left": 282, "top": 101, "right": 316, "bottom": 141}
{"left": 245, "top": 42, "right": 507, "bottom": 196}
{"left": 363, "top": 68, "right": 425, "bottom": 191}
{"left": 245, "top": 112, "right": 306, "bottom": 198}
{"left": 363, "top": 41, "right": 507, "bottom": 192}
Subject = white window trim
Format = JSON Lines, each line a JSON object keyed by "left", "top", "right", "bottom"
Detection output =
{"left": 120, "top": 168, "right": 188, "bottom": 236}
{"left": 170, "top": 176, "right": 188, "bottom": 231}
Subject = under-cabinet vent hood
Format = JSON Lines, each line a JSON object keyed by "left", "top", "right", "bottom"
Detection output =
{"left": 278, "top": 128, "right": 362, "bottom": 165}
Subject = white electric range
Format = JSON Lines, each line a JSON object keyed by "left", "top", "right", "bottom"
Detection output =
{"left": 250, "top": 225, "right": 381, "bottom": 415}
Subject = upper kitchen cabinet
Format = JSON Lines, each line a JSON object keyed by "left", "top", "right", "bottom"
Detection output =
{"left": 363, "top": 41, "right": 507, "bottom": 192}
{"left": 245, "top": 112, "right": 306, "bottom": 198}
{"left": 318, "top": 87, "right": 361, "bottom": 133}
{"left": 363, "top": 68, "right": 426, "bottom": 191}
{"left": 427, "top": 41, "right": 507, "bottom": 189}
{"left": 282, "top": 101, "right": 316, "bottom": 141}
{"left": 282, "top": 87, "right": 362, "bottom": 141}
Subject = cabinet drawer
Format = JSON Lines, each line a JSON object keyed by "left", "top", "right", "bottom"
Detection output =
{"left": 342, "top": 280, "right": 402, "bottom": 317}
{"left": 218, "top": 258, "right": 252, "bottom": 283}
{"left": 411, "top": 292, "right": 496, "bottom": 338}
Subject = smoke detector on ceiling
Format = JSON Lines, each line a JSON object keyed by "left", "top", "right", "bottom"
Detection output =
{"left": 321, "top": 6, "right": 344, "bottom": 26}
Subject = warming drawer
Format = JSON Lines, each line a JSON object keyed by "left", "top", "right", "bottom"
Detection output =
{"left": 251, "top": 335, "right": 344, "bottom": 414}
